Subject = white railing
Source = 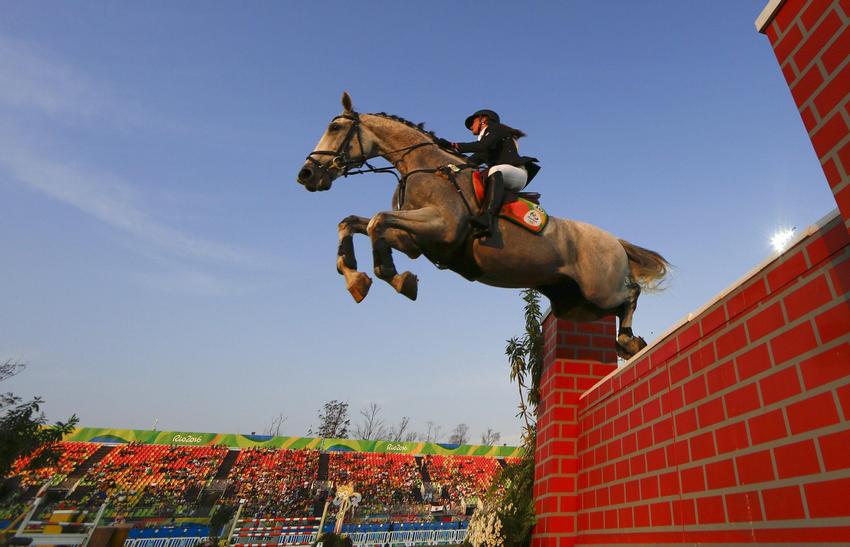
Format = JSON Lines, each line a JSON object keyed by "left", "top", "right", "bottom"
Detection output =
{"left": 124, "top": 538, "right": 205, "bottom": 547}
{"left": 280, "top": 533, "right": 318, "bottom": 545}
{"left": 232, "top": 535, "right": 318, "bottom": 546}
{"left": 127, "top": 528, "right": 467, "bottom": 547}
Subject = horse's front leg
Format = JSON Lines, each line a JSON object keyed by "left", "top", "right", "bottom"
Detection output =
{"left": 337, "top": 215, "right": 373, "bottom": 303}
{"left": 366, "top": 207, "right": 450, "bottom": 301}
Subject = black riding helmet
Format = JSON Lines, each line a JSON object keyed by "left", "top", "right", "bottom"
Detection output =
{"left": 464, "top": 109, "right": 500, "bottom": 129}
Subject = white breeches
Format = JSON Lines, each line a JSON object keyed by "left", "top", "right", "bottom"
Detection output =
{"left": 488, "top": 164, "right": 528, "bottom": 191}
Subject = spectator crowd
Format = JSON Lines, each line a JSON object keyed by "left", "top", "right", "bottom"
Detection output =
{"left": 2, "top": 442, "right": 513, "bottom": 523}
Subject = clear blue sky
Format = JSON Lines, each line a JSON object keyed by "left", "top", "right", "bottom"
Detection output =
{"left": 0, "top": 2, "right": 836, "bottom": 445}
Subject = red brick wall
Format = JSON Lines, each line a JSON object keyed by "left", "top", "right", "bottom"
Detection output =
{"left": 532, "top": 212, "right": 850, "bottom": 545}
{"left": 760, "top": 0, "right": 850, "bottom": 233}
{"left": 534, "top": 316, "right": 618, "bottom": 546}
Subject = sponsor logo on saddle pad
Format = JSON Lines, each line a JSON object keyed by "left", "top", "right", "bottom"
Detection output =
{"left": 524, "top": 209, "right": 543, "bottom": 227}
{"left": 501, "top": 198, "right": 548, "bottom": 234}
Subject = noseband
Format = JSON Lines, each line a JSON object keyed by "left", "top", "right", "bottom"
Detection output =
{"left": 305, "top": 112, "right": 368, "bottom": 179}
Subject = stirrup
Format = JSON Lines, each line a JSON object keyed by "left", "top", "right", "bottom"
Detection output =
{"left": 469, "top": 214, "right": 489, "bottom": 229}
{"left": 472, "top": 225, "right": 492, "bottom": 239}
{"left": 470, "top": 215, "right": 493, "bottom": 239}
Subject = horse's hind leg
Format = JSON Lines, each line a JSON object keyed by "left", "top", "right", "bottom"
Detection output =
{"left": 616, "top": 280, "right": 647, "bottom": 359}
{"left": 337, "top": 215, "right": 373, "bottom": 303}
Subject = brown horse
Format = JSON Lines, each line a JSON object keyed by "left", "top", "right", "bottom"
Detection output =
{"left": 297, "top": 93, "right": 668, "bottom": 358}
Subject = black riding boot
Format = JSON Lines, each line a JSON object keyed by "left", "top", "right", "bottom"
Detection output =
{"left": 470, "top": 171, "right": 505, "bottom": 239}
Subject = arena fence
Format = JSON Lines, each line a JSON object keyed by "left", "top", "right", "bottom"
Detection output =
{"left": 124, "top": 528, "right": 469, "bottom": 547}
{"left": 125, "top": 539, "right": 204, "bottom": 547}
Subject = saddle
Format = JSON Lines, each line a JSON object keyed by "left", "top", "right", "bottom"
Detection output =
{"left": 472, "top": 171, "right": 548, "bottom": 234}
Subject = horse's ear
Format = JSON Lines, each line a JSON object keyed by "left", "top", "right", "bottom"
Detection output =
{"left": 341, "top": 91, "right": 353, "bottom": 113}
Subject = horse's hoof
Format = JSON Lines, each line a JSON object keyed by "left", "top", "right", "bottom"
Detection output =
{"left": 347, "top": 273, "right": 372, "bottom": 303}
{"left": 391, "top": 271, "right": 418, "bottom": 301}
{"left": 616, "top": 335, "right": 647, "bottom": 360}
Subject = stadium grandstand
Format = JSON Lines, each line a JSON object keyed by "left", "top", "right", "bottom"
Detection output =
{"left": 0, "top": 427, "right": 520, "bottom": 546}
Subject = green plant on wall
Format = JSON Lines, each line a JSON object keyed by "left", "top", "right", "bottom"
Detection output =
{"left": 464, "top": 289, "right": 542, "bottom": 547}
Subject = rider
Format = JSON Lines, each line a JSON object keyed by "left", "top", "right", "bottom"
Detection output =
{"left": 438, "top": 109, "right": 540, "bottom": 238}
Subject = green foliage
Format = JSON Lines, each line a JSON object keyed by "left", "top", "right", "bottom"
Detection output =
{"left": 464, "top": 290, "right": 542, "bottom": 546}
{"left": 496, "top": 428, "right": 536, "bottom": 542}
{"left": 504, "top": 289, "right": 544, "bottom": 439}
{"left": 309, "top": 400, "right": 351, "bottom": 439}
{"left": 0, "top": 360, "right": 78, "bottom": 479}
{"left": 463, "top": 440, "right": 536, "bottom": 547}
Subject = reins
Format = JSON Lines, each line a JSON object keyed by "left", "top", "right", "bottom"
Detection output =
{"left": 306, "top": 112, "right": 477, "bottom": 211}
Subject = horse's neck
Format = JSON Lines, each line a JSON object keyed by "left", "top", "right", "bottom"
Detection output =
{"left": 365, "top": 116, "right": 459, "bottom": 174}
{"left": 366, "top": 115, "right": 475, "bottom": 215}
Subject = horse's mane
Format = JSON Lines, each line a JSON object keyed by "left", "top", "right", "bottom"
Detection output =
{"left": 367, "top": 112, "right": 467, "bottom": 161}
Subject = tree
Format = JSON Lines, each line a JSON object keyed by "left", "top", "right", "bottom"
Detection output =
{"left": 448, "top": 423, "right": 469, "bottom": 445}
{"left": 465, "top": 434, "right": 536, "bottom": 546}
{"left": 1, "top": 359, "right": 23, "bottom": 380}
{"left": 0, "top": 360, "right": 79, "bottom": 479}
{"left": 419, "top": 421, "right": 442, "bottom": 443}
{"left": 505, "top": 289, "right": 544, "bottom": 441}
{"left": 308, "top": 400, "right": 350, "bottom": 439}
{"left": 264, "top": 413, "right": 288, "bottom": 437}
{"left": 353, "top": 402, "right": 387, "bottom": 441}
{"left": 464, "top": 291, "right": 543, "bottom": 547}
{"left": 387, "top": 416, "right": 417, "bottom": 442}
{"left": 480, "top": 428, "right": 501, "bottom": 446}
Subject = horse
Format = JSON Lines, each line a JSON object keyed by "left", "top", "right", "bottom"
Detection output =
{"left": 296, "top": 92, "right": 668, "bottom": 359}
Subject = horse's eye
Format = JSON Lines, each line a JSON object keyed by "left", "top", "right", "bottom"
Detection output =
{"left": 329, "top": 123, "right": 340, "bottom": 132}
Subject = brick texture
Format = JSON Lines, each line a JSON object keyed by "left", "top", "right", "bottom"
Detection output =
{"left": 533, "top": 215, "right": 850, "bottom": 545}
{"left": 531, "top": 3, "right": 850, "bottom": 544}
{"left": 763, "top": 0, "right": 850, "bottom": 234}
{"left": 532, "top": 315, "right": 617, "bottom": 547}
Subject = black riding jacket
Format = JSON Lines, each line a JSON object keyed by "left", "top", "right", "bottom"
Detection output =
{"left": 455, "top": 122, "right": 540, "bottom": 183}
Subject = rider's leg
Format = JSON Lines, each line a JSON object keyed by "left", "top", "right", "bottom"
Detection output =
{"left": 470, "top": 171, "right": 504, "bottom": 238}
{"left": 490, "top": 164, "right": 529, "bottom": 192}
{"left": 471, "top": 165, "right": 526, "bottom": 238}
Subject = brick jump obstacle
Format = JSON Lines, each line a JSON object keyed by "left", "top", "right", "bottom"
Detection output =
{"left": 531, "top": 1, "right": 850, "bottom": 545}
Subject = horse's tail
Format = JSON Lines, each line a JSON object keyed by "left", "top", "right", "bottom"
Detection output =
{"left": 619, "top": 239, "right": 669, "bottom": 292}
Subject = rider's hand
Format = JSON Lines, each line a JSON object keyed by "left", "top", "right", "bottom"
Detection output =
{"left": 435, "top": 138, "right": 452, "bottom": 149}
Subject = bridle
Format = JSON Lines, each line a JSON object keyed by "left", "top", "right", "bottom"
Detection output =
{"left": 305, "top": 112, "right": 371, "bottom": 179}
{"left": 305, "top": 111, "right": 476, "bottom": 211}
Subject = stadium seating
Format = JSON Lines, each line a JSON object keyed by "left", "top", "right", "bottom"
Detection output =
{"left": 422, "top": 454, "right": 503, "bottom": 499}
{"left": 77, "top": 443, "right": 227, "bottom": 517}
{"left": 220, "top": 447, "right": 319, "bottom": 517}
{"left": 327, "top": 452, "right": 421, "bottom": 514}
{"left": 2, "top": 441, "right": 509, "bottom": 526}
{"left": 11, "top": 442, "right": 100, "bottom": 488}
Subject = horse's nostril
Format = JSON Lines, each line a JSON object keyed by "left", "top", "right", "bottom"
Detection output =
{"left": 298, "top": 168, "right": 312, "bottom": 181}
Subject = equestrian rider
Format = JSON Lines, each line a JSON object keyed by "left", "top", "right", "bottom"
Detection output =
{"left": 438, "top": 109, "right": 540, "bottom": 238}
